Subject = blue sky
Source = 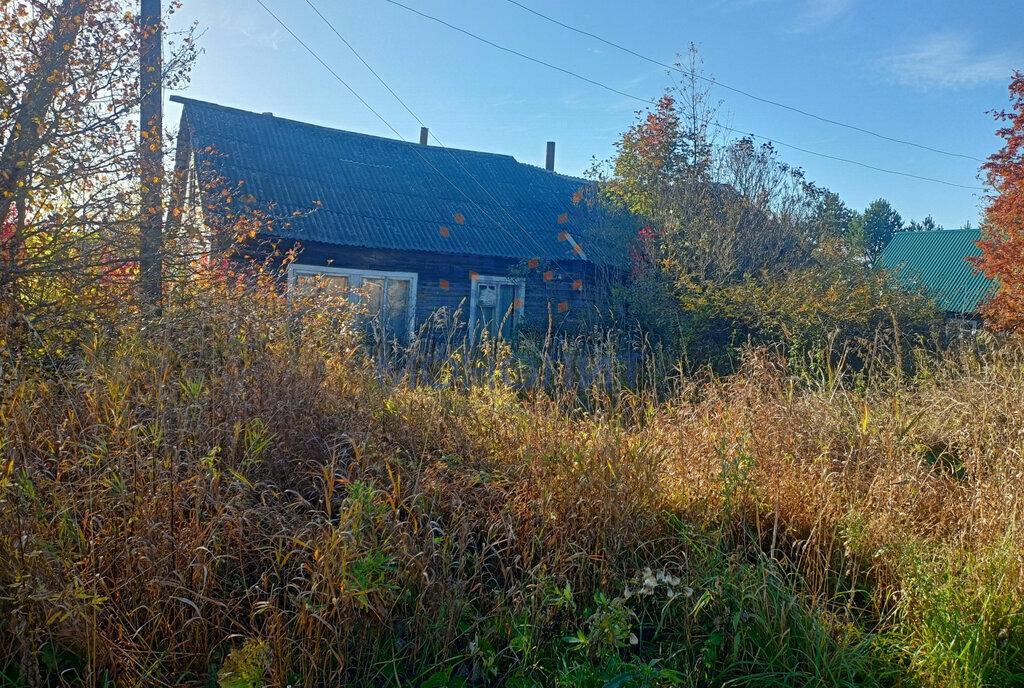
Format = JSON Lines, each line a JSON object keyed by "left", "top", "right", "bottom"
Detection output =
{"left": 168, "top": 0, "right": 1022, "bottom": 228}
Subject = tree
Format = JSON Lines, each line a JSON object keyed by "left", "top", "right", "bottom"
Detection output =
{"left": 907, "top": 215, "right": 941, "bottom": 232}
{"left": 595, "top": 46, "right": 940, "bottom": 369}
{"left": 605, "top": 92, "right": 684, "bottom": 218}
{"left": 972, "top": 71, "right": 1024, "bottom": 332}
{"left": 0, "top": 0, "right": 195, "bottom": 333}
{"left": 604, "top": 45, "right": 716, "bottom": 219}
{"left": 808, "top": 190, "right": 857, "bottom": 240}
{"left": 850, "top": 198, "right": 903, "bottom": 266}
{"left": 602, "top": 46, "right": 819, "bottom": 286}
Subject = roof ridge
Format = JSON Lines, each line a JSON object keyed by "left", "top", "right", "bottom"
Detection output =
{"left": 171, "top": 95, "right": 589, "bottom": 175}
{"left": 892, "top": 227, "right": 982, "bottom": 237}
{"left": 172, "top": 95, "right": 621, "bottom": 266}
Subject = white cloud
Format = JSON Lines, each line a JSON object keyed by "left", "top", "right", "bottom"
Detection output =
{"left": 874, "top": 34, "right": 1017, "bottom": 89}
{"left": 718, "top": 0, "right": 855, "bottom": 32}
{"left": 238, "top": 25, "right": 282, "bottom": 51}
{"left": 793, "top": 0, "right": 855, "bottom": 31}
{"left": 193, "top": 4, "right": 282, "bottom": 51}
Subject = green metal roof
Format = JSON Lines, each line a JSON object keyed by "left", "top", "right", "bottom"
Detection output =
{"left": 880, "top": 229, "right": 995, "bottom": 314}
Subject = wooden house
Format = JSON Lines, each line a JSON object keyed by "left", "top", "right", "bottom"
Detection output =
{"left": 171, "top": 97, "right": 627, "bottom": 343}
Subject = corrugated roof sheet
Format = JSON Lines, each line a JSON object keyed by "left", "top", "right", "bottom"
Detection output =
{"left": 173, "top": 97, "right": 625, "bottom": 266}
{"left": 880, "top": 229, "right": 995, "bottom": 314}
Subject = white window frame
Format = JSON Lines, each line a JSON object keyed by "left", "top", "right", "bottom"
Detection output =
{"left": 468, "top": 275, "right": 526, "bottom": 341}
{"left": 287, "top": 263, "right": 418, "bottom": 341}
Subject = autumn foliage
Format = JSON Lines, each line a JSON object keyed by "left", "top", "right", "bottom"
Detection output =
{"left": 0, "top": 0, "right": 196, "bottom": 334}
{"left": 972, "top": 71, "right": 1024, "bottom": 332}
{"left": 2, "top": 8, "right": 1023, "bottom": 685}
{"left": 596, "top": 51, "right": 936, "bottom": 370}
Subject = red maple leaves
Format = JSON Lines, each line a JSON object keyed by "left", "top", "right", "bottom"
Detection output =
{"left": 972, "top": 72, "right": 1024, "bottom": 331}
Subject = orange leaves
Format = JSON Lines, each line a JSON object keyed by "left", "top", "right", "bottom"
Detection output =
{"left": 543, "top": 271, "right": 553, "bottom": 282}
{"left": 557, "top": 301, "right": 568, "bottom": 313}
{"left": 0, "top": 0, "right": 203, "bottom": 315}
{"left": 605, "top": 92, "right": 683, "bottom": 217}
{"left": 974, "top": 72, "right": 1024, "bottom": 332}
{"left": 528, "top": 258, "right": 538, "bottom": 269}
{"left": 453, "top": 212, "right": 465, "bottom": 225}
{"left": 439, "top": 225, "right": 449, "bottom": 237}
{"left": 558, "top": 231, "right": 567, "bottom": 242}
{"left": 557, "top": 213, "right": 568, "bottom": 224}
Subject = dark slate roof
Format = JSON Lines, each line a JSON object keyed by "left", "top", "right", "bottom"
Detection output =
{"left": 172, "top": 97, "right": 625, "bottom": 266}
{"left": 881, "top": 228, "right": 995, "bottom": 314}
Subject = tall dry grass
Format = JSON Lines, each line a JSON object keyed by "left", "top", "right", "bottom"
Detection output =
{"left": 1, "top": 277, "right": 1022, "bottom": 687}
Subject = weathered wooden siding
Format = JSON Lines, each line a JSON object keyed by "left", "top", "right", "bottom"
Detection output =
{"left": 283, "top": 242, "right": 612, "bottom": 336}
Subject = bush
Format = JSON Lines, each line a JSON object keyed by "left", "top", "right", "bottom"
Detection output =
{"left": 1, "top": 268, "right": 1022, "bottom": 687}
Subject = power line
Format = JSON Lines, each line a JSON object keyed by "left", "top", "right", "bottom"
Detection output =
{"left": 253, "top": 0, "right": 401, "bottom": 143}
{"left": 711, "top": 121, "right": 981, "bottom": 190}
{"left": 381, "top": 0, "right": 985, "bottom": 191}
{"left": 382, "top": 0, "right": 655, "bottom": 108}
{"left": 301, "top": 0, "right": 420, "bottom": 133}
{"left": 504, "top": 0, "right": 985, "bottom": 164}
{"left": 301, "top": 0, "right": 592, "bottom": 261}
{"left": 255, "top": 0, "right": 587, "bottom": 276}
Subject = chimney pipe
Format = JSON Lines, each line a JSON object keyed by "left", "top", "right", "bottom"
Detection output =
{"left": 419, "top": 127, "right": 429, "bottom": 145}
{"left": 545, "top": 141, "right": 555, "bottom": 171}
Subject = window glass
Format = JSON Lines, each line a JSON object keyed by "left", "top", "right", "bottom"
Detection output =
{"left": 473, "top": 278, "right": 522, "bottom": 340}
{"left": 362, "top": 277, "right": 385, "bottom": 318}
{"left": 497, "top": 283, "right": 516, "bottom": 340}
{"left": 290, "top": 267, "right": 416, "bottom": 344}
{"left": 295, "top": 273, "right": 349, "bottom": 297}
{"left": 477, "top": 283, "right": 497, "bottom": 338}
{"left": 387, "top": 278, "right": 411, "bottom": 339}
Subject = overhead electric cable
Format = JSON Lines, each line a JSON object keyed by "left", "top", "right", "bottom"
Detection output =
{"left": 255, "top": 0, "right": 588, "bottom": 273}
{"left": 380, "top": 0, "right": 985, "bottom": 191}
{"left": 302, "top": 0, "right": 592, "bottom": 261}
{"left": 503, "top": 0, "right": 984, "bottom": 163}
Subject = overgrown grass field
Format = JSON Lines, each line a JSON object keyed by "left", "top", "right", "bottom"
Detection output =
{"left": 1, "top": 285, "right": 1022, "bottom": 687}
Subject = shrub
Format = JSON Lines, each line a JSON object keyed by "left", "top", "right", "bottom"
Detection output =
{"left": 1, "top": 268, "right": 1022, "bottom": 686}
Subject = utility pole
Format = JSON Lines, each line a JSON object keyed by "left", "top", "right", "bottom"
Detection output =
{"left": 139, "top": 0, "right": 163, "bottom": 306}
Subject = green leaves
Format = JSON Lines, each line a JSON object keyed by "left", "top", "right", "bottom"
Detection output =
{"left": 217, "top": 639, "right": 268, "bottom": 688}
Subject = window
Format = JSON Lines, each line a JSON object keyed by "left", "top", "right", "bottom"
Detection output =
{"left": 288, "top": 264, "right": 417, "bottom": 343}
{"left": 469, "top": 275, "right": 525, "bottom": 341}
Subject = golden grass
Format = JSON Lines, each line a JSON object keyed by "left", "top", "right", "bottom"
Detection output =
{"left": 1, "top": 285, "right": 1022, "bottom": 687}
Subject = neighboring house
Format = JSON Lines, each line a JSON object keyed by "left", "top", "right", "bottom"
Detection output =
{"left": 880, "top": 228, "right": 996, "bottom": 328}
{"left": 171, "top": 97, "right": 626, "bottom": 343}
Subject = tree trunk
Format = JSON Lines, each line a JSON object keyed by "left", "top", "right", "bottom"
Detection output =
{"left": 0, "top": 0, "right": 89, "bottom": 202}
